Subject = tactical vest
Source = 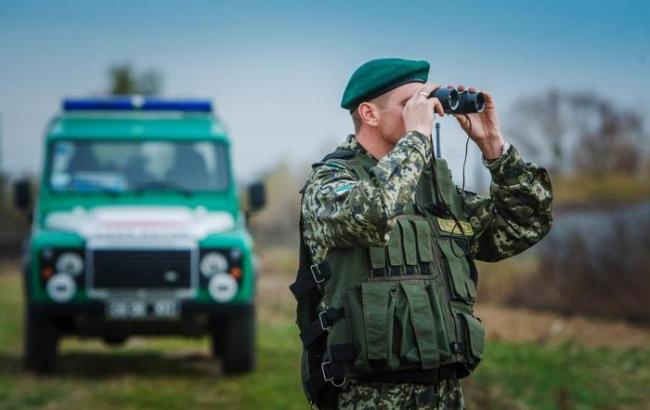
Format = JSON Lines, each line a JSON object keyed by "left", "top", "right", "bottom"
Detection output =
{"left": 291, "top": 147, "right": 485, "bottom": 409}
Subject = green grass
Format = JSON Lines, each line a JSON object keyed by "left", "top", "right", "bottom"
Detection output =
{"left": 465, "top": 342, "right": 650, "bottom": 410}
{"left": 0, "top": 272, "right": 305, "bottom": 410}
{"left": 1, "top": 271, "right": 649, "bottom": 409}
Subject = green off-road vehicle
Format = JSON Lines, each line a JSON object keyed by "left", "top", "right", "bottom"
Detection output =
{"left": 13, "top": 97, "right": 264, "bottom": 374}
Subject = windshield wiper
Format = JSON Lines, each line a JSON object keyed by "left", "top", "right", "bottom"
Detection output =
{"left": 132, "top": 181, "right": 193, "bottom": 196}
{"left": 98, "top": 187, "right": 122, "bottom": 197}
{"left": 74, "top": 186, "right": 122, "bottom": 197}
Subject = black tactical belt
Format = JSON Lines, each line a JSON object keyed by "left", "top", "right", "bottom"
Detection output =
{"left": 356, "top": 364, "right": 458, "bottom": 385}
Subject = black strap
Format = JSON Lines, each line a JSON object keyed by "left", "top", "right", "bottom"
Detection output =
{"left": 325, "top": 344, "right": 355, "bottom": 385}
{"left": 303, "top": 343, "right": 356, "bottom": 402}
{"left": 356, "top": 364, "right": 458, "bottom": 384}
{"left": 289, "top": 205, "right": 313, "bottom": 295}
{"left": 466, "top": 257, "right": 478, "bottom": 284}
{"left": 299, "top": 307, "right": 345, "bottom": 347}
{"left": 321, "top": 360, "right": 346, "bottom": 382}
{"left": 292, "top": 189, "right": 340, "bottom": 407}
{"left": 311, "top": 147, "right": 355, "bottom": 169}
{"left": 329, "top": 343, "right": 356, "bottom": 362}
{"left": 327, "top": 344, "right": 460, "bottom": 386}
{"left": 289, "top": 259, "right": 332, "bottom": 300}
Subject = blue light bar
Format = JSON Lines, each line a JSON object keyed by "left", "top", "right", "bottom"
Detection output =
{"left": 62, "top": 97, "right": 212, "bottom": 113}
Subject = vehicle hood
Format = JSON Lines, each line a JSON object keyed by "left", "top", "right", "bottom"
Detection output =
{"left": 44, "top": 205, "right": 236, "bottom": 242}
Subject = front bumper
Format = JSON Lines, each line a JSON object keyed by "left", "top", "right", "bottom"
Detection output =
{"left": 28, "top": 300, "right": 254, "bottom": 337}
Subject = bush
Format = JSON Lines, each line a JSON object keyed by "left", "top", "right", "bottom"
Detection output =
{"left": 509, "top": 203, "right": 650, "bottom": 323}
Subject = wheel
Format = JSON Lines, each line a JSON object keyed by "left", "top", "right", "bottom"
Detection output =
{"left": 220, "top": 309, "right": 256, "bottom": 375}
{"left": 210, "top": 320, "right": 226, "bottom": 358}
{"left": 24, "top": 306, "right": 60, "bottom": 374}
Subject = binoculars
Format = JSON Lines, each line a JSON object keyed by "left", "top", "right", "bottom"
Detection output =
{"left": 428, "top": 88, "right": 485, "bottom": 114}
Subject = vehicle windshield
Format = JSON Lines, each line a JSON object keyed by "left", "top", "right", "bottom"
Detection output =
{"left": 48, "top": 140, "right": 229, "bottom": 193}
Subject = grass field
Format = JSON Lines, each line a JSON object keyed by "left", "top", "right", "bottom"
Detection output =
{"left": 1, "top": 260, "right": 649, "bottom": 410}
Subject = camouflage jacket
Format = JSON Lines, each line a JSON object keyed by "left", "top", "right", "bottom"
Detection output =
{"left": 301, "top": 132, "right": 553, "bottom": 264}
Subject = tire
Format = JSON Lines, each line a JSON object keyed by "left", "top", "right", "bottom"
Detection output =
{"left": 24, "top": 306, "right": 60, "bottom": 374}
{"left": 221, "top": 309, "right": 256, "bottom": 375}
{"left": 210, "top": 318, "right": 227, "bottom": 358}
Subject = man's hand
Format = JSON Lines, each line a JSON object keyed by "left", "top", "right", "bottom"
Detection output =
{"left": 402, "top": 83, "right": 444, "bottom": 136}
{"left": 451, "top": 85, "right": 505, "bottom": 160}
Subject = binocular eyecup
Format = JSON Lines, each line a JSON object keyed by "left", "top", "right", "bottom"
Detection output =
{"left": 428, "top": 88, "right": 485, "bottom": 114}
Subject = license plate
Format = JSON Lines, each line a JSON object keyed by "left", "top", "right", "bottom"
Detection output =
{"left": 106, "top": 299, "right": 180, "bottom": 320}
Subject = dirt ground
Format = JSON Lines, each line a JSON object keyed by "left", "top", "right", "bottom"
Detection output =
{"left": 476, "top": 304, "right": 650, "bottom": 348}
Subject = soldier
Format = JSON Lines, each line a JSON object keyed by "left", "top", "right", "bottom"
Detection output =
{"left": 291, "top": 58, "right": 553, "bottom": 409}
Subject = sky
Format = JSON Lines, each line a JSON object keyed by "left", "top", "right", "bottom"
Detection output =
{"left": 1, "top": 0, "right": 649, "bottom": 189}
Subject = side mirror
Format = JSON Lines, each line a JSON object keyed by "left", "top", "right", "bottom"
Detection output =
{"left": 13, "top": 179, "right": 32, "bottom": 212}
{"left": 247, "top": 181, "right": 266, "bottom": 214}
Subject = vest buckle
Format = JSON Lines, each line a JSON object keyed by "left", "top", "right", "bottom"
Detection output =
{"left": 321, "top": 360, "right": 347, "bottom": 387}
{"left": 321, "top": 360, "right": 333, "bottom": 382}
{"left": 318, "top": 310, "right": 332, "bottom": 331}
{"left": 310, "top": 264, "right": 326, "bottom": 284}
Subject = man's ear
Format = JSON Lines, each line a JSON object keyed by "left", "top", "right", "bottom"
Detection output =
{"left": 357, "top": 102, "right": 379, "bottom": 127}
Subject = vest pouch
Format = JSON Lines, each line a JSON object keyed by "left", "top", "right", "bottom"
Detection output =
{"left": 386, "top": 227, "right": 404, "bottom": 277}
{"left": 342, "top": 282, "right": 397, "bottom": 373}
{"left": 397, "top": 219, "right": 419, "bottom": 275}
{"left": 410, "top": 218, "right": 434, "bottom": 275}
{"left": 437, "top": 238, "right": 477, "bottom": 303}
{"left": 361, "top": 281, "right": 394, "bottom": 369}
{"left": 368, "top": 246, "right": 388, "bottom": 278}
{"left": 399, "top": 280, "right": 450, "bottom": 370}
{"left": 458, "top": 312, "right": 485, "bottom": 371}
{"left": 343, "top": 280, "right": 452, "bottom": 373}
{"left": 394, "top": 283, "right": 419, "bottom": 365}
{"left": 425, "top": 282, "right": 453, "bottom": 363}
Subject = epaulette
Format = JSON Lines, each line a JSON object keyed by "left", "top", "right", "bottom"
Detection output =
{"left": 311, "top": 148, "right": 355, "bottom": 169}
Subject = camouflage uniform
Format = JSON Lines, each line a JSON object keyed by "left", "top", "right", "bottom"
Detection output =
{"left": 301, "top": 131, "right": 553, "bottom": 409}
{"left": 338, "top": 379, "right": 464, "bottom": 410}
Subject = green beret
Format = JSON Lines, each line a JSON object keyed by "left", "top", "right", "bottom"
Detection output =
{"left": 341, "top": 58, "right": 430, "bottom": 111}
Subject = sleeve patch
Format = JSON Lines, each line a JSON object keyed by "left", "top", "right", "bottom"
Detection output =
{"left": 334, "top": 183, "right": 354, "bottom": 196}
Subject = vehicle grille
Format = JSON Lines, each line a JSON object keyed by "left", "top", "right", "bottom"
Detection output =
{"left": 91, "top": 249, "right": 192, "bottom": 289}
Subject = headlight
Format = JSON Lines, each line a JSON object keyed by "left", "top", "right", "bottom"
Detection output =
{"left": 46, "top": 273, "right": 77, "bottom": 303}
{"left": 208, "top": 273, "right": 238, "bottom": 302}
{"left": 56, "top": 252, "right": 84, "bottom": 276}
{"left": 200, "top": 252, "right": 228, "bottom": 277}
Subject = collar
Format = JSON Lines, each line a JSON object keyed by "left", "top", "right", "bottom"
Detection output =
{"left": 338, "top": 134, "right": 377, "bottom": 161}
